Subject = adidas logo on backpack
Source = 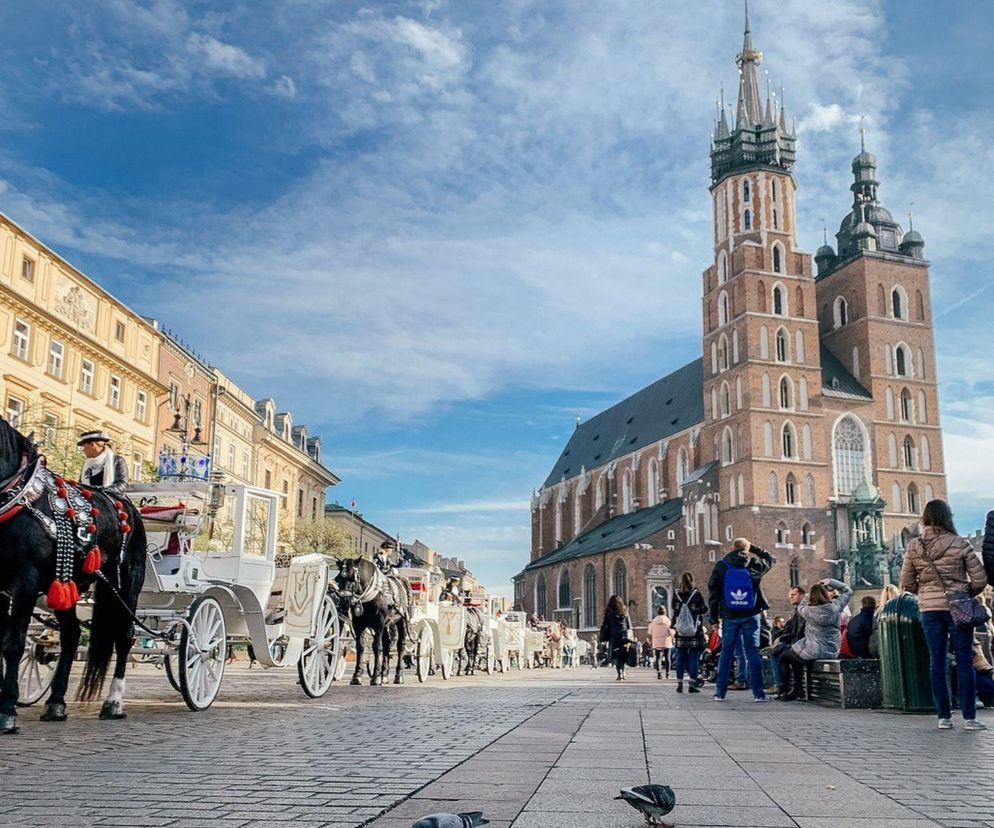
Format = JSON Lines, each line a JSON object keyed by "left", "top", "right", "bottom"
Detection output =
{"left": 721, "top": 562, "right": 756, "bottom": 610}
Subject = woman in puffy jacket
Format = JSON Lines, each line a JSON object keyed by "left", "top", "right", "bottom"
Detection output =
{"left": 648, "top": 606, "right": 673, "bottom": 679}
{"left": 778, "top": 578, "right": 853, "bottom": 701}
{"left": 599, "top": 594, "right": 633, "bottom": 681}
{"left": 900, "top": 499, "right": 988, "bottom": 730}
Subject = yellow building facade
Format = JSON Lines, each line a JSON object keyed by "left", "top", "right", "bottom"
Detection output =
{"left": 0, "top": 212, "right": 165, "bottom": 479}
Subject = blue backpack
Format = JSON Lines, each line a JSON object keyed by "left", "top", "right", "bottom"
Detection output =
{"left": 721, "top": 561, "right": 756, "bottom": 611}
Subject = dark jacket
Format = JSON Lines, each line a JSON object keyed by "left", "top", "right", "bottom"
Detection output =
{"left": 599, "top": 612, "right": 633, "bottom": 659}
{"left": 707, "top": 546, "right": 774, "bottom": 623}
{"left": 759, "top": 614, "right": 772, "bottom": 648}
{"left": 845, "top": 606, "right": 875, "bottom": 659}
{"left": 983, "top": 510, "right": 994, "bottom": 586}
{"left": 778, "top": 607, "right": 806, "bottom": 648}
{"left": 671, "top": 588, "right": 707, "bottom": 649}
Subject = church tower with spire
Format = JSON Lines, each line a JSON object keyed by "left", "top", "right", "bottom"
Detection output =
{"left": 701, "top": 3, "right": 831, "bottom": 591}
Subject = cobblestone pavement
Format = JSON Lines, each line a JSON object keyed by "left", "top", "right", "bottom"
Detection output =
{"left": 0, "top": 662, "right": 991, "bottom": 828}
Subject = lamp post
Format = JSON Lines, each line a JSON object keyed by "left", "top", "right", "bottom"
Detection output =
{"left": 161, "top": 393, "right": 209, "bottom": 480}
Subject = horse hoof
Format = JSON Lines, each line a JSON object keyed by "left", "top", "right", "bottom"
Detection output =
{"left": 350, "top": 678, "right": 362, "bottom": 686}
{"left": 99, "top": 701, "right": 127, "bottom": 720}
{"left": 0, "top": 715, "right": 18, "bottom": 735}
{"left": 40, "top": 703, "right": 67, "bottom": 722}
{"left": 394, "top": 675, "right": 403, "bottom": 685}
{"left": 370, "top": 676, "right": 381, "bottom": 687}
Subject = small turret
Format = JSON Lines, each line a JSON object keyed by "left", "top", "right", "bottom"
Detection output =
{"left": 815, "top": 243, "right": 837, "bottom": 275}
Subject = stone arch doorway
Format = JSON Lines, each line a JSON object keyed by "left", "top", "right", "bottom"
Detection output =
{"left": 645, "top": 564, "right": 673, "bottom": 625}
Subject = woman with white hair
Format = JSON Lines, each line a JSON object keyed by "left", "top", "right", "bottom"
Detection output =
{"left": 78, "top": 430, "right": 128, "bottom": 494}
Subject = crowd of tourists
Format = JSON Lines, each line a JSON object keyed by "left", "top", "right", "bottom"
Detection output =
{"left": 596, "top": 498, "right": 994, "bottom": 730}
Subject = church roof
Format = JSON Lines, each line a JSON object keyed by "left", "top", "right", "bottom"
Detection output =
{"left": 820, "top": 345, "right": 873, "bottom": 400}
{"left": 525, "top": 498, "right": 684, "bottom": 571}
{"left": 542, "top": 358, "right": 704, "bottom": 488}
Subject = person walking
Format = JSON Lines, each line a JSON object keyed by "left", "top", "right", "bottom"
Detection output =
{"left": 779, "top": 578, "right": 853, "bottom": 700}
{"left": 900, "top": 499, "right": 988, "bottom": 730}
{"left": 648, "top": 606, "right": 673, "bottom": 679}
{"left": 599, "top": 594, "right": 634, "bottom": 681}
{"left": 588, "top": 635, "right": 600, "bottom": 668}
{"left": 671, "top": 572, "right": 707, "bottom": 693}
{"left": 708, "top": 537, "right": 775, "bottom": 702}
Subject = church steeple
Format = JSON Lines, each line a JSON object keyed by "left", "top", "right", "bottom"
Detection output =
{"left": 710, "top": 2, "right": 796, "bottom": 185}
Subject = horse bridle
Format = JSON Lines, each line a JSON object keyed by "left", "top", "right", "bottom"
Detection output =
{"left": 0, "top": 453, "right": 45, "bottom": 526}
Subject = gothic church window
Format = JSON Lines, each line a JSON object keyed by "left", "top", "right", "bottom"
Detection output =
{"left": 736, "top": 376, "right": 743, "bottom": 408}
{"left": 782, "top": 423, "right": 796, "bottom": 458}
{"left": 802, "top": 425, "right": 812, "bottom": 460}
{"left": 773, "top": 209, "right": 779, "bottom": 229}
{"left": 718, "top": 335, "right": 729, "bottom": 371}
{"left": 773, "top": 285, "right": 786, "bottom": 315}
{"left": 795, "top": 331, "right": 805, "bottom": 363}
{"left": 892, "top": 482, "right": 903, "bottom": 513}
{"left": 744, "top": 209, "right": 752, "bottom": 230}
{"left": 612, "top": 559, "right": 628, "bottom": 603}
{"left": 768, "top": 472, "right": 779, "bottom": 504}
{"left": 886, "top": 388, "right": 895, "bottom": 420}
{"left": 806, "top": 473, "right": 816, "bottom": 505}
{"left": 721, "top": 427, "right": 734, "bottom": 466}
{"left": 732, "top": 330, "right": 739, "bottom": 363}
{"left": 892, "top": 286, "right": 907, "bottom": 320}
{"left": 729, "top": 476, "right": 737, "bottom": 507}
{"left": 833, "top": 415, "right": 868, "bottom": 497}
{"left": 718, "top": 291, "right": 730, "bottom": 326}
{"left": 775, "top": 328, "right": 789, "bottom": 362}
{"left": 925, "top": 484, "right": 935, "bottom": 504}
{"left": 720, "top": 382, "right": 731, "bottom": 417}
{"left": 917, "top": 349, "right": 926, "bottom": 379}
{"left": 583, "top": 565, "right": 597, "bottom": 628}
{"left": 834, "top": 296, "right": 848, "bottom": 328}
{"left": 743, "top": 179, "right": 750, "bottom": 201}
{"left": 772, "top": 179, "right": 778, "bottom": 201}
{"left": 799, "top": 377, "right": 809, "bottom": 410}
{"left": 785, "top": 474, "right": 798, "bottom": 505}
{"left": 903, "top": 436, "right": 916, "bottom": 470}
{"left": 900, "top": 389, "right": 913, "bottom": 422}
{"left": 536, "top": 575, "right": 547, "bottom": 618}
{"left": 773, "top": 246, "right": 782, "bottom": 273}
{"left": 738, "top": 474, "right": 745, "bottom": 504}
{"left": 888, "top": 433, "right": 898, "bottom": 467}
{"left": 779, "top": 376, "right": 793, "bottom": 409}
{"left": 918, "top": 391, "right": 927, "bottom": 424}
{"left": 908, "top": 483, "right": 920, "bottom": 515}
{"left": 622, "top": 469, "right": 634, "bottom": 514}
{"left": 677, "top": 447, "right": 689, "bottom": 490}
{"left": 895, "top": 344, "right": 910, "bottom": 377}
{"left": 558, "top": 569, "right": 571, "bottom": 609}
{"left": 801, "top": 524, "right": 812, "bottom": 545}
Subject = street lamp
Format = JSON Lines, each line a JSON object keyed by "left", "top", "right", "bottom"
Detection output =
{"left": 159, "top": 393, "right": 209, "bottom": 480}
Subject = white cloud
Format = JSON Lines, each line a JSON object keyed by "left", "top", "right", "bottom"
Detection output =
{"left": 271, "top": 74, "right": 298, "bottom": 99}
{"left": 395, "top": 500, "right": 528, "bottom": 515}
{"left": 187, "top": 33, "right": 266, "bottom": 79}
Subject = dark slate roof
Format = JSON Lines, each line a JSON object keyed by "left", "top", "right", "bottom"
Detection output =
{"left": 525, "top": 498, "right": 684, "bottom": 571}
{"left": 820, "top": 345, "right": 873, "bottom": 400}
{"left": 542, "top": 359, "right": 704, "bottom": 488}
{"left": 683, "top": 460, "right": 718, "bottom": 488}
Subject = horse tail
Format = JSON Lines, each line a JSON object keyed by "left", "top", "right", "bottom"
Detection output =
{"left": 77, "top": 512, "right": 147, "bottom": 701}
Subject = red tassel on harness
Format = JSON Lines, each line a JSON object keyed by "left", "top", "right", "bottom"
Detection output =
{"left": 82, "top": 546, "right": 102, "bottom": 574}
{"left": 47, "top": 580, "right": 71, "bottom": 611}
{"left": 66, "top": 580, "right": 80, "bottom": 606}
{"left": 121, "top": 523, "right": 132, "bottom": 534}
{"left": 87, "top": 523, "right": 97, "bottom": 534}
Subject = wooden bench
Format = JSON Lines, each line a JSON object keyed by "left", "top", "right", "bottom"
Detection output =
{"left": 806, "top": 659, "right": 882, "bottom": 709}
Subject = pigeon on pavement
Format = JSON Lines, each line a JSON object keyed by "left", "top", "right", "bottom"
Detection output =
{"left": 411, "top": 812, "right": 490, "bottom": 828}
{"left": 615, "top": 784, "right": 676, "bottom": 827}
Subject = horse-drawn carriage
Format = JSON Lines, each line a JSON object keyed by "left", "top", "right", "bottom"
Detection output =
{"left": 16, "top": 481, "right": 346, "bottom": 712}
{"left": 498, "top": 610, "right": 527, "bottom": 670}
{"left": 396, "top": 566, "right": 464, "bottom": 682}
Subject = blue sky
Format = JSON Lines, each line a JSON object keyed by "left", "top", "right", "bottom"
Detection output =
{"left": 2, "top": 1, "right": 992, "bottom": 598}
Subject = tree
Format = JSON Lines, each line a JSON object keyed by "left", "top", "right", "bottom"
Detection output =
{"left": 291, "top": 518, "right": 351, "bottom": 559}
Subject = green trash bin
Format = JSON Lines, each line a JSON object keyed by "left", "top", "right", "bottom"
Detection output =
{"left": 879, "top": 593, "right": 934, "bottom": 712}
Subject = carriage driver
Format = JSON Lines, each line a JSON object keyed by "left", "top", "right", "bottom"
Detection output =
{"left": 77, "top": 430, "right": 128, "bottom": 495}
{"left": 374, "top": 539, "right": 396, "bottom": 574}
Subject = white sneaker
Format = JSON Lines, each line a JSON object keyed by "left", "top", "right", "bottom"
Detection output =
{"left": 964, "top": 719, "right": 988, "bottom": 731}
{"left": 937, "top": 718, "right": 953, "bottom": 730}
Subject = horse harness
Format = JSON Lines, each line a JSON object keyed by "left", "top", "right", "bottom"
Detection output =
{"left": 0, "top": 453, "right": 133, "bottom": 611}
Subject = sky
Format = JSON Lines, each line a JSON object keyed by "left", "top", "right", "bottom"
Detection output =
{"left": 1, "top": 0, "right": 992, "bottom": 599}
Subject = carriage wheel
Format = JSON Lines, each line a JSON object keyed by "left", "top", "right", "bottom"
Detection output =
{"left": 484, "top": 639, "right": 494, "bottom": 676}
{"left": 15, "top": 640, "right": 58, "bottom": 707}
{"left": 335, "top": 619, "right": 356, "bottom": 682}
{"left": 163, "top": 655, "right": 181, "bottom": 694}
{"left": 178, "top": 596, "right": 226, "bottom": 712}
{"left": 298, "top": 595, "right": 341, "bottom": 698}
{"left": 415, "top": 624, "right": 433, "bottom": 683}
{"left": 439, "top": 649, "right": 454, "bottom": 680}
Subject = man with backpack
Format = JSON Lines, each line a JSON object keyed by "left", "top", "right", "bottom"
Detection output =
{"left": 708, "top": 537, "right": 775, "bottom": 702}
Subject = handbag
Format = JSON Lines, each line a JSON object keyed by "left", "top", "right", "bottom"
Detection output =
{"left": 922, "top": 539, "right": 988, "bottom": 628}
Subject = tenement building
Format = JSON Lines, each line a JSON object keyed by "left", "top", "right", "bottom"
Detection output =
{"left": 514, "top": 11, "right": 945, "bottom": 632}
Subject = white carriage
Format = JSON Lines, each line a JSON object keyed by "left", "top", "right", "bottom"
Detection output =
{"left": 461, "top": 592, "right": 505, "bottom": 674}
{"left": 396, "top": 566, "right": 465, "bottom": 682}
{"left": 499, "top": 611, "right": 528, "bottom": 670}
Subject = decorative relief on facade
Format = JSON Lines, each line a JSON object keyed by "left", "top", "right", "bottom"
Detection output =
{"left": 53, "top": 278, "right": 96, "bottom": 333}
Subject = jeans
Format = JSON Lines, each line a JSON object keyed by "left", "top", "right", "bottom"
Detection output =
{"left": 734, "top": 637, "right": 749, "bottom": 684}
{"left": 716, "top": 615, "right": 766, "bottom": 698}
{"left": 653, "top": 648, "right": 670, "bottom": 676}
{"left": 779, "top": 648, "right": 809, "bottom": 696}
{"left": 921, "top": 610, "right": 976, "bottom": 720}
{"left": 675, "top": 646, "right": 701, "bottom": 681}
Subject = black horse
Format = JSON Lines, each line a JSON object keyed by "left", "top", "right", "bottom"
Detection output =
{"left": 456, "top": 605, "right": 488, "bottom": 676}
{"left": 0, "top": 418, "right": 147, "bottom": 734}
{"left": 334, "top": 558, "right": 410, "bottom": 686}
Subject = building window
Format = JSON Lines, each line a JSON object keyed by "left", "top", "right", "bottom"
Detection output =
{"left": 801, "top": 524, "right": 812, "bottom": 545}
{"left": 789, "top": 558, "right": 800, "bottom": 587}
{"left": 834, "top": 296, "right": 848, "bottom": 328}
{"left": 768, "top": 471, "right": 779, "bottom": 504}
{"left": 312, "top": 497, "right": 319, "bottom": 520}
{"left": 718, "top": 335, "right": 729, "bottom": 371}
{"left": 612, "top": 559, "right": 628, "bottom": 603}
{"left": 5, "top": 396, "right": 25, "bottom": 428}
{"left": 720, "top": 382, "right": 731, "bottom": 417}
{"left": 136, "top": 390, "right": 147, "bottom": 423}
{"left": 242, "top": 451, "right": 250, "bottom": 480}
{"left": 892, "top": 287, "right": 906, "bottom": 320}
{"left": 773, "top": 285, "right": 785, "bottom": 315}
{"left": 647, "top": 459, "right": 659, "bottom": 507}
{"left": 775, "top": 522, "right": 788, "bottom": 545}
{"left": 48, "top": 340, "right": 64, "bottom": 378}
{"left": 721, "top": 427, "right": 734, "bottom": 465}
{"left": 583, "top": 565, "right": 597, "bottom": 628}
{"left": 775, "top": 328, "right": 789, "bottom": 362}
{"left": 677, "top": 448, "right": 689, "bottom": 491}
{"left": 228, "top": 444, "right": 236, "bottom": 470}
{"left": 903, "top": 436, "right": 916, "bottom": 470}
{"left": 895, "top": 345, "right": 909, "bottom": 377}
{"left": 892, "top": 481, "right": 903, "bottom": 514}
{"left": 558, "top": 569, "right": 571, "bottom": 609}
{"left": 109, "top": 375, "right": 122, "bottom": 409}
{"left": 81, "top": 359, "right": 94, "bottom": 394}
{"left": 900, "top": 389, "right": 913, "bottom": 422}
{"left": 622, "top": 469, "right": 634, "bottom": 514}
{"left": 785, "top": 474, "right": 798, "bottom": 505}
{"left": 21, "top": 256, "right": 36, "bottom": 283}
{"left": 114, "top": 320, "right": 126, "bottom": 342}
{"left": 264, "top": 469, "right": 272, "bottom": 489}
{"left": 743, "top": 179, "right": 750, "bottom": 201}
{"left": 12, "top": 320, "right": 31, "bottom": 360}
{"left": 772, "top": 179, "right": 778, "bottom": 201}
{"left": 132, "top": 452, "right": 144, "bottom": 482}
{"left": 297, "top": 488, "right": 305, "bottom": 518}
{"left": 43, "top": 413, "right": 58, "bottom": 446}
{"left": 773, "top": 246, "right": 782, "bottom": 273}
{"left": 744, "top": 209, "right": 751, "bottom": 230}
{"left": 779, "top": 376, "right": 793, "bottom": 410}
{"left": 782, "top": 423, "right": 796, "bottom": 459}
{"left": 193, "top": 399, "right": 203, "bottom": 427}
{"left": 908, "top": 483, "right": 920, "bottom": 515}
{"left": 921, "top": 435, "right": 931, "bottom": 471}
{"left": 763, "top": 420, "right": 774, "bottom": 456}
{"left": 833, "top": 416, "right": 867, "bottom": 497}
{"left": 536, "top": 574, "right": 547, "bottom": 618}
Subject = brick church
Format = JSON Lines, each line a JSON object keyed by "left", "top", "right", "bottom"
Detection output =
{"left": 513, "top": 10, "right": 946, "bottom": 633}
